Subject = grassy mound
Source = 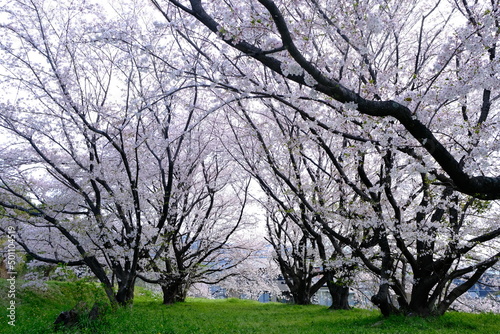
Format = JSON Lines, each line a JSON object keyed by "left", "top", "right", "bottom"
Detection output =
{"left": 1, "top": 279, "right": 499, "bottom": 333}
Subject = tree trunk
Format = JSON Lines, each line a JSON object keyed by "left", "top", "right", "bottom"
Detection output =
{"left": 102, "top": 284, "right": 118, "bottom": 308}
{"left": 371, "top": 283, "right": 400, "bottom": 317}
{"left": 113, "top": 269, "right": 137, "bottom": 306}
{"left": 84, "top": 256, "right": 119, "bottom": 307}
{"left": 288, "top": 277, "right": 314, "bottom": 305}
{"left": 161, "top": 280, "right": 188, "bottom": 304}
{"left": 373, "top": 280, "right": 438, "bottom": 317}
{"left": 116, "top": 283, "right": 135, "bottom": 306}
{"left": 291, "top": 289, "right": 312, "bottom": 305}
{"left": 408, "top": 283, "right": 434, "bottom": 316}
{"left": 327, "top": 281, "right": 350, "bottom": 310}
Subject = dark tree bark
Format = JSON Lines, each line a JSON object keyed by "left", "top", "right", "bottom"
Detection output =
{"left": 371, "top": 283, "right": 400, "bottom": 317}
{"left": 114, "top": 270, "right": 136, "bottom": 306}
{"left": 157, "top": 0, "right": 500, "bottom": 316}
{"left": 329, "top": 284, "right": 350, "bottom": 310}
{"left": 325, "top": 272, "right": 350, "bottom": 310}
{"left": 161, "top": 279, "right": 188, "bottom": 305}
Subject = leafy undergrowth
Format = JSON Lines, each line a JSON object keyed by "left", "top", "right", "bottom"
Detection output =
{"left": 1, "top": 279, "right": 499, "bottom": 334}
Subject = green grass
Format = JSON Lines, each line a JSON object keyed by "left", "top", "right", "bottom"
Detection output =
{"left": 1, "top": 279, "right": 499, "bottom": 334}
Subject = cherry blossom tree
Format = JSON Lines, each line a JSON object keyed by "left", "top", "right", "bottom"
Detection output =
{"left": 220, "top": 98, "right": 356, "bottom": 308}
{"left": 136, "top": 147, "right": 255, "bottom": 304}
{"left": 154, "top": 0, "right": 500, "bottom": 316}
{"left": 0, "top": 0, "right": 498, "bottom": 317}
{"left": 226, "top": 93, "right": 499, "bottom": 315}
{"left": 157, "top": 0, "right": 500, "bottom": 199}
{"left": 222, "top": 92, "right": 499, "bottom": 315}
{"left": 0, "top": 0, "right": 254, "bottom": 306}
{"left": 264, "top": 203, "right": 328, "bottom": 305}
{"left": 0, "top": 0, "right": 145, "bottom": 306}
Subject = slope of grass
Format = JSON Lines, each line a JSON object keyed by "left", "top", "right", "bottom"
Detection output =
{"left": 1, "top": 279, "right": 499, "bottom": 334}
{"left": 0, "top": 279, "right": 108, "bottom": 333}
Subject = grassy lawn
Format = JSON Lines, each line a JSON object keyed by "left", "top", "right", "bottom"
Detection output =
{"left": 1, "top": 279, "right": 499, "bottom": 333}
